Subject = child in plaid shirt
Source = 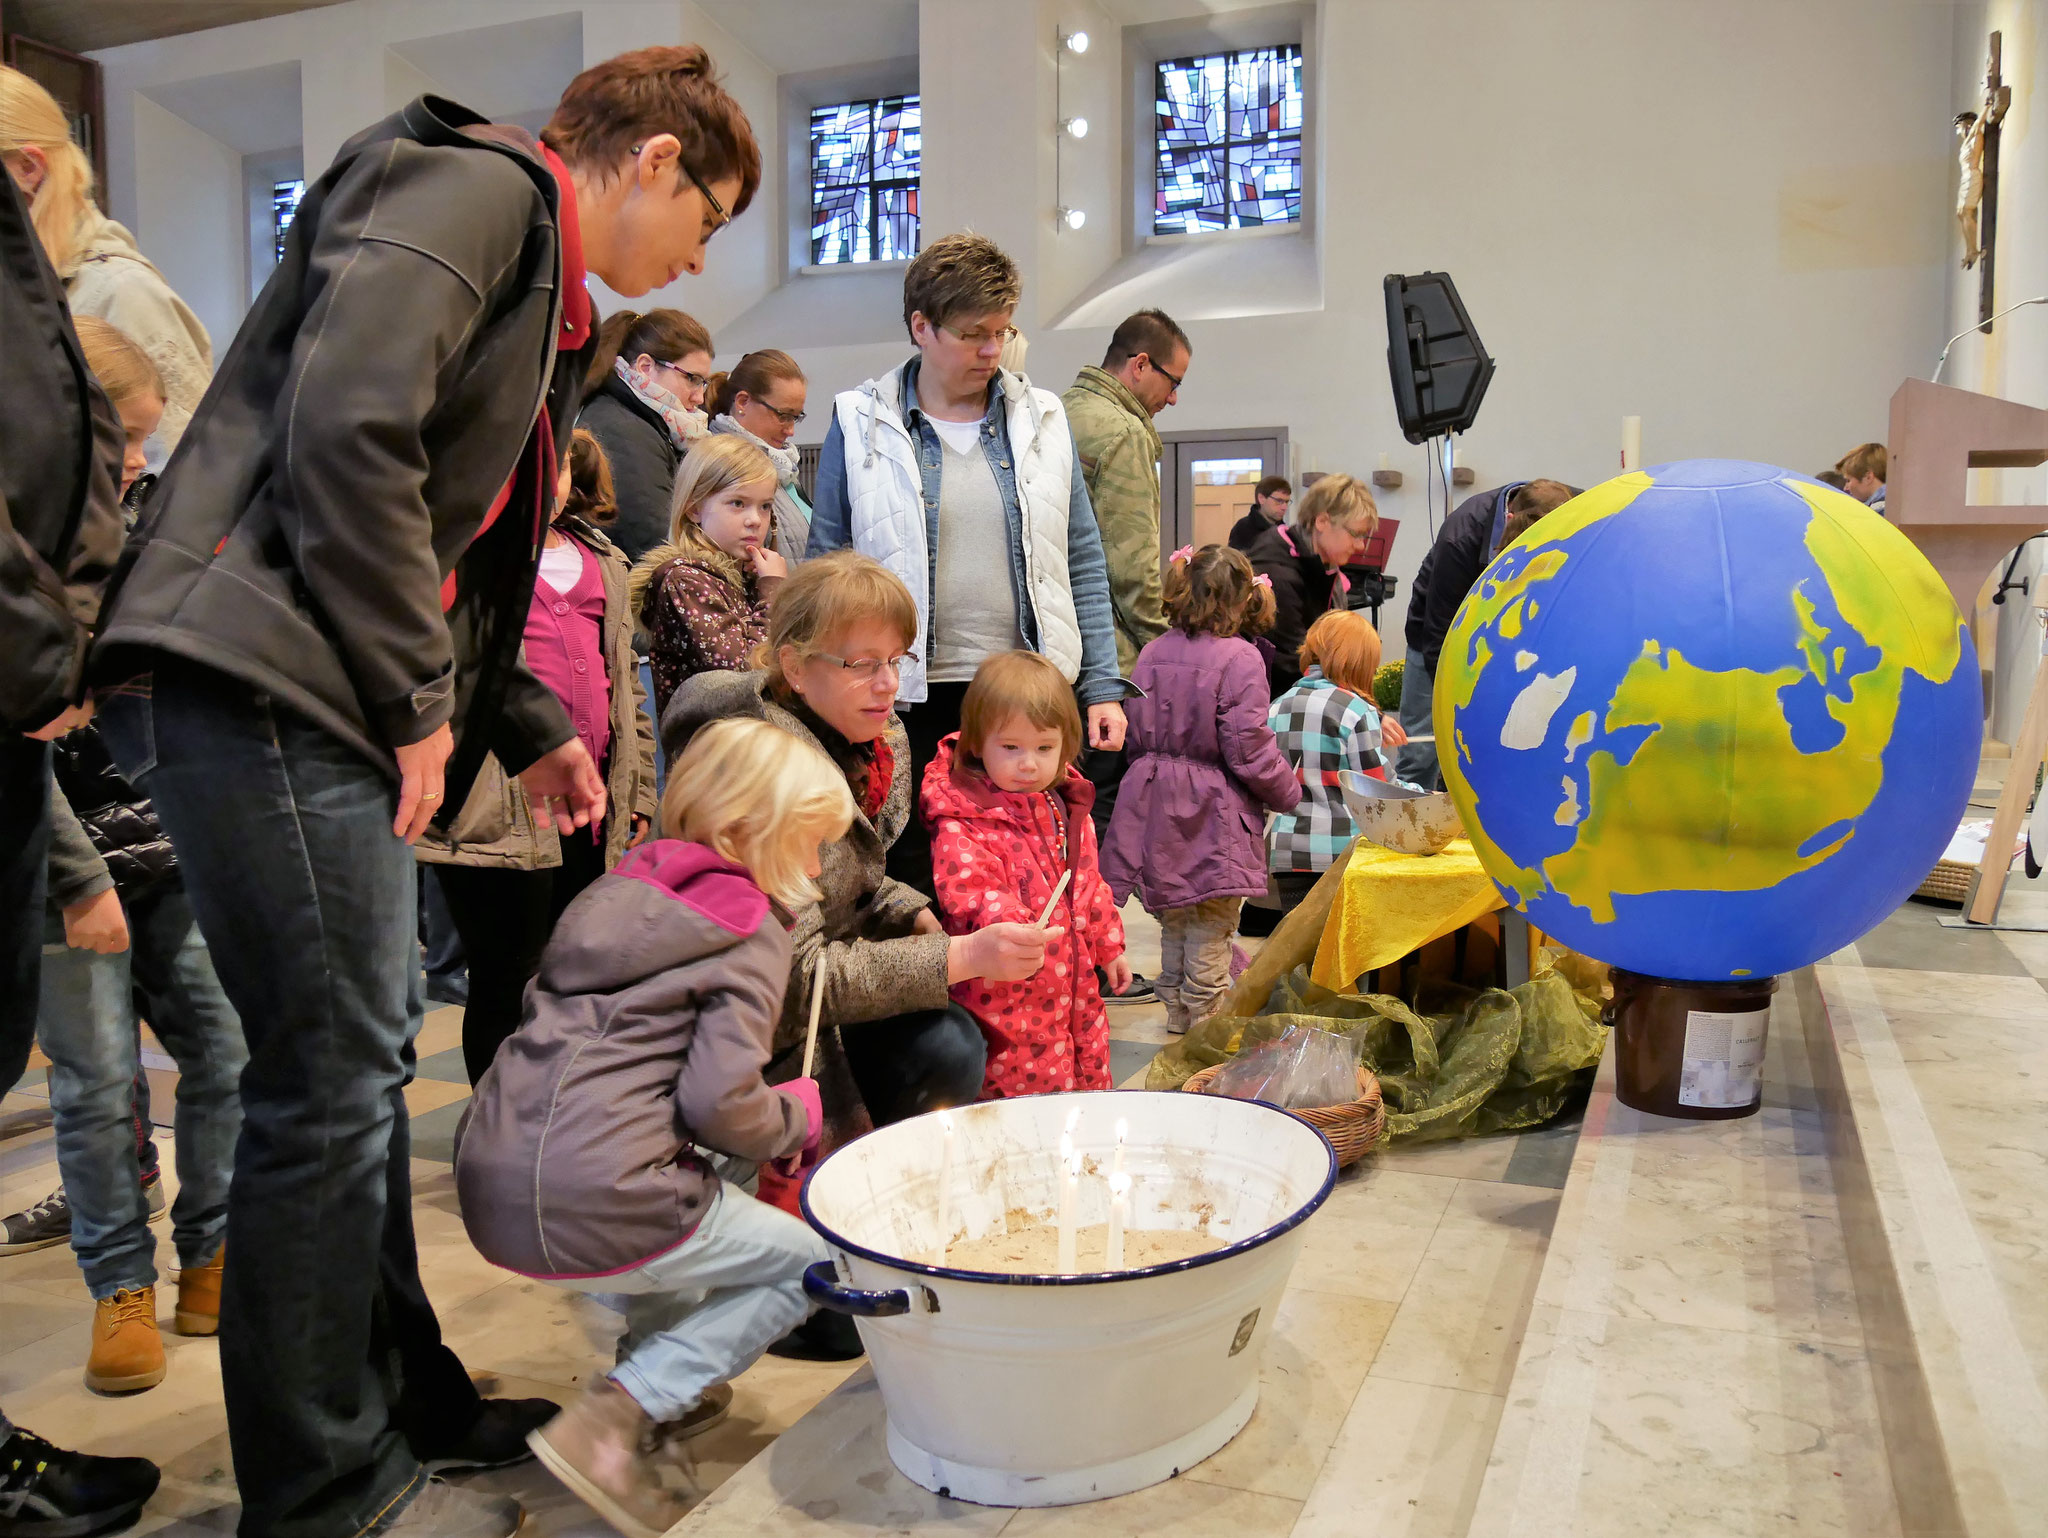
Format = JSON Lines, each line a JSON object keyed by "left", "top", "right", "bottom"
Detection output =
{"left": 1267, "top": 610, "right": 1410, "bottom": 912}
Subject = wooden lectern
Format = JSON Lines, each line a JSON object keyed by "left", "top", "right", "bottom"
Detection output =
{"left": 1887, "top": 378, "right": 2048, "bottom": 923}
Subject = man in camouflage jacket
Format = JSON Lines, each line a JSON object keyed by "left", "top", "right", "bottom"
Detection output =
{"left": 1062, "top": 308, "right": 1191, "bottom": 674}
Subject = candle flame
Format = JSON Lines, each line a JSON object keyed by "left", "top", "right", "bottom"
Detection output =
{"left": 939, "top": 1110, "right": 954, "bottom": 1134}
{"left": 1064, "top": 1106, "right": 1080, "bottom": 1135}
{"left": 1114, "top": 1117, "right": 1128, "bottom": 1143}
{"left": 1110, "top": 1172, "right": 1131, "bottom": 1196}
{"left": 1059, "top": 1132, "right": 1073, "bottom": 1160}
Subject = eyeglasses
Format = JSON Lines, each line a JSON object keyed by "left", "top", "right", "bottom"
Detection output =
{"left": 661, "top": 362, "right": 709, "bottom": 391}
{"left": 1145, "top": 354, "right": 1184, "bottom": 392}
{"left": 748, "top": 400, "right": 807, "bottom": 427}
{"left": 631, "top": 143, "right": 730, "bottom": 240}
{"left": 940, "top": 322, "right": 1020, "bottom": 351}
{"left": 814, "top": 651, "right": 917, "bottom": 682}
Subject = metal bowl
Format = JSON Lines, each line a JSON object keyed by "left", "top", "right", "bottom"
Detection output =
{"left": 1339, "top": 772, "right": 1465, "bottom": 856}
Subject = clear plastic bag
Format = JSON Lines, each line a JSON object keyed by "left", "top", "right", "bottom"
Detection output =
{"left": 1207, "top": 1025, "right": 1359, "bottom": 1110}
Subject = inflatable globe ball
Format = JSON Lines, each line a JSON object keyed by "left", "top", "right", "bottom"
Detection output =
{"left": 1435, "top": 460, "right": 1980, "bottom": 982}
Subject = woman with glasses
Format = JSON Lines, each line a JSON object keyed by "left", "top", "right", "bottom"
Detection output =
{"left": 664, "top": 553, "right": 1061, "bottom": 1355}
{"left": 705, "top": 348, "right": 811, "bottom": 561}
{"left": 579, "top": 307, "right": 715, "bottom": 561}
{"left": 807, "top": 233, "right": 1129, "bottom": 899}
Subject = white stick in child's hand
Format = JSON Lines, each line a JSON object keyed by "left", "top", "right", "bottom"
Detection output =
{"left": 1037, "top": 870, "right": 1072, "bottom": 929}
{"left": 800, "top": 958, "right": 826, "bottom": 1081}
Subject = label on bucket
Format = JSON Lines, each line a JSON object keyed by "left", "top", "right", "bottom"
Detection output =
{"left": 1679, "top": 1008, "right": 1768, "bottom": 1108}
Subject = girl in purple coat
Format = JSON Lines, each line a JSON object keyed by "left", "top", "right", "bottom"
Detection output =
{"left": 1102, "top": 546, "right": 1302, "bottom": 1032}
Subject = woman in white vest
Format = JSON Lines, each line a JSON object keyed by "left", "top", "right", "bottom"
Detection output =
{"left": 808, "top": 233, "right": 1128, "bottom": 895}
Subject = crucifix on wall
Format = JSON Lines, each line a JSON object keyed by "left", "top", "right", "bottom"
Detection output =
{"left": 1956, "top": 30, "right": 2012, "bottom": 329}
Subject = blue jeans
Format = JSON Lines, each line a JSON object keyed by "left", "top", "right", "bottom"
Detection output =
{"left": 38, "top": 885, "right": 244, "bottom": 1297}
{"left": 555, "top": 1182, "right": 829, "bottom": 1421}
{"left": 1394, "top": 645, "right": 1441, "bottom": 791}
{"left": 99, "top": 661, "right": 477, "bottom": 1538}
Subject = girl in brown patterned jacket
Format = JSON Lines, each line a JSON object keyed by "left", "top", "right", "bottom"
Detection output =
{"left": 634, "top": 434, "right": 788, "bottom": 724}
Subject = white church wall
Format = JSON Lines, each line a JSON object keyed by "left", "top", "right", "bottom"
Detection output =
{"left": 94, "top": 0, "right": 1960, "bottom": 600}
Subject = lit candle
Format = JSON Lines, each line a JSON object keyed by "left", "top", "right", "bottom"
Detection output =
{"left": 1621, "top": 416, "right": 1642, "bottom": 473}
{"left": 1106, "top": 1172, "right": 1131, "bottom": 1270}
{"left": 935, "top": 1111, "right": 955, "bottom": 1260}
{"left": 1111, "top": 1118, "right": 1128, "bottom": 1185}
{"left": 1056, "top": 1137, "right": 1079, "bottom": 1274}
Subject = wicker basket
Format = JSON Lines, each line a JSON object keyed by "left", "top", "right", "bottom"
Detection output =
{"left": 1181, "top": 1062, "right": 1388, "bottom": 1167}
{"left": 1915, "top": 859, "right": 1974, "bottom": 905}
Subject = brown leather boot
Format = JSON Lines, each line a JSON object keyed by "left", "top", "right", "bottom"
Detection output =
{"left": 527, "top": 1379, "right": 695, "bottom": 1538}
{"left": 85, "top": 1286, "right": 166, "bottom": 1393}
{"left": 174, "top": 1245, "right": 224, "bottom": 1336}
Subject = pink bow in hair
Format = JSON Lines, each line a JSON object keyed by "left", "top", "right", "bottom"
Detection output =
{"left": 1171, "top": 545, "right": 1195, "bottom": 564}
{"left": 1253, "top": 573, "right": 1272, "bottom": 589}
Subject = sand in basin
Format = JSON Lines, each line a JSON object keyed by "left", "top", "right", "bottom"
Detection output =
{"left": 930, "top": 1221, "right": 1219, "bottom": 1274}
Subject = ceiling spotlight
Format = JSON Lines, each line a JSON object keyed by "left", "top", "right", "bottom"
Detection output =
{"left": 1063, "top": 116, "right": 1089, "bottom": 139}
{"left": 1060, "top": 206, "right": 1087, "bottom": 230}
{"left": 1062, "top": 30, "right": 1089, "bottom": 54}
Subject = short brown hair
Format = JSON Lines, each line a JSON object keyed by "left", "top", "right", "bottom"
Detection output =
{"left": 1164, "top": 543, "right": 1274, "bottom": 639}
{"left": 563, "top": 427, "right": 616, "bottom": 526}
{"left": 1837, "top": 442, "right": 1887, "bottom": 482}
{"left": 1255, "top": 475, "right": 1292, "bottom": 501}
{"left": 902, "top": 232, "right": 1021, "bottom": 338}
{"left": 1292, "top": 473, "right": 1378, "bottom": 540}
{"left": 707, "top": 349, "right": 804, "bottom": 419}
{"left": 543, "top": 45, "right": 761, "bottom": 215}
{"left": 1508, "top": 479, "right": 1573, "bottom": 518}
{"left": 1298, "top": 609, "right": 1383, "bottom": 694}
{"left": 1103, "top": 308, "right": 1190, "bottom": 370}
{"left": 585, "top": 308, "right": 713, "bottom": 399}
{"left": 959, "top": 651, "right": 1083, "bottom": 774}
{"left": 758, "top": 550, "right": 918, "bottom": 685}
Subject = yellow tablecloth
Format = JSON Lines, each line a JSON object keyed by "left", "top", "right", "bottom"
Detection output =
{"left": 1310, "top": 838, "right": 1505, "bottom": 990}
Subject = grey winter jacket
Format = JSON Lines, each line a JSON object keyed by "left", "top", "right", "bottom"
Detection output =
{"left": 453, "top": 840, "right": 807, "bottom": 1278}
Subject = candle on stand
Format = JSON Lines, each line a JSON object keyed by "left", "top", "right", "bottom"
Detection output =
{"left": 935, "top": 1112, "right": 956, "bottom": 1260}
{"left": 1056, "top": 1136, "right": 1079, "bottom": 1274}
{"left": 1621, "top": 415, "right": 1642, "bottom": 472}
{"left": 1106, "top": 1172, "right": 1131, "bottom": 1270}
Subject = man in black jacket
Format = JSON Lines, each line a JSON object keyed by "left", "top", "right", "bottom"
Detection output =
{"left": 88, "top": 48, "right": 760, "bottom": 1538}
{"left": 1394, "top": 479, "right": 1572, "bottom": 787}
{"left": 0, "top": 160, "right": 165, "bottom": 1538}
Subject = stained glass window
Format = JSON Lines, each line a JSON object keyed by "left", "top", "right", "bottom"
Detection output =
{"left": 1155, "top": 45, "right": 1303, "bottom": 235}
{"left": 810, "top": 95, "right": 921, "bottom": 265}
{"left": 272, "top": 178, "right": 306, "bottom": 264}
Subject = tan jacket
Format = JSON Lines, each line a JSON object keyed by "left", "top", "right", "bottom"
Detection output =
{"left": 417, "top": 517, "right": 657, "bottom": 871}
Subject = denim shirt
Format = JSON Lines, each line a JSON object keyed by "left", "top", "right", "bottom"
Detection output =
{"left": 810, "top": 358, "right": 1129, "bottom": 706}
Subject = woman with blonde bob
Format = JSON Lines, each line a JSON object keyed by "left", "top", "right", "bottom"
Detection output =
{"left": 1245, "top": 472, "right": 1380, "bottom": 694}
{"left": 0, "top": 65, "right": 212, "bottom": 450}
{"left": 663, "top": 554, "right": 1069, "bottom": 1355}
{"left": 636, "top": 432, "right": 786, "bottom": 718}
{"left": 457, "top": 716, "right": 847, "bottom": 1530}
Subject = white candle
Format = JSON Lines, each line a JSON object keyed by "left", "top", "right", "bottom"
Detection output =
{"left": 1377, "top": 451, "right": 1391, "bottom": 473}
{"left": 1111, "top": 1118, "right": 1128, "bottom": 1185}
{"left": 1106, "top": 1172, "right": 1131, "bottom": 1270}
{"left": 1621, "top": 416, "right": 1642, "bottom": 473}
{"left": 935, "top": 1112, "right": 955, "bottom": 1260}
{"left": 1056, "top": 1137, "right": 1079, "bottom": 1274}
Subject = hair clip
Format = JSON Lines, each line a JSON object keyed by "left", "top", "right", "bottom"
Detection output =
{"left": 1253, "top": 573, "right": 1272, "bottom": 589}
{"left": 1171, "top": 545, "right": 1194, "bottom": 564}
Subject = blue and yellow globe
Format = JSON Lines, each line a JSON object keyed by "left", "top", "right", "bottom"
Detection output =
{"left": 1437, "top": 460, "right": 1980, "bottom": 981}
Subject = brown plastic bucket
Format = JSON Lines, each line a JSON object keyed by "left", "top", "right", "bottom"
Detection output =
{"left": 1610, "top": 970, "right": 1778, "bottom": 1120}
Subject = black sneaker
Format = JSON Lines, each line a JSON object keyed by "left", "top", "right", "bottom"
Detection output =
{"left": 765, "top": 1310, "right": 865, "bottom": 1362}
{"left": 413, "top": 1397, "right": 558, "bottom": 1474}
{"left": 1100, "top": 969, "right": 1157, "bottom": 1004}
{"left": 140, "top": 1172, "right": 166, "bottom": 1226}
{"left": 0, "top": 1188, "right": 70, "bottom": 1255}
{"left": 0, "top": 1426, "right": 159, "bottom": 1538}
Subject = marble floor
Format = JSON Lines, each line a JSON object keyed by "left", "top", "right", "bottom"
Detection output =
{"left": 0, "top": 899, "right": 1582, "bottom": 1538}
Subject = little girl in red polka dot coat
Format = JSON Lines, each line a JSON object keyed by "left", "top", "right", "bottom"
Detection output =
{"left": 919, "top": 651, "right": 1131, "bottom": 1098}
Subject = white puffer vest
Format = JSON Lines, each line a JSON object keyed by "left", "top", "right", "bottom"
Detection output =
{"left": 833, "top": 366, "right": 1081, "bottom": 704}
